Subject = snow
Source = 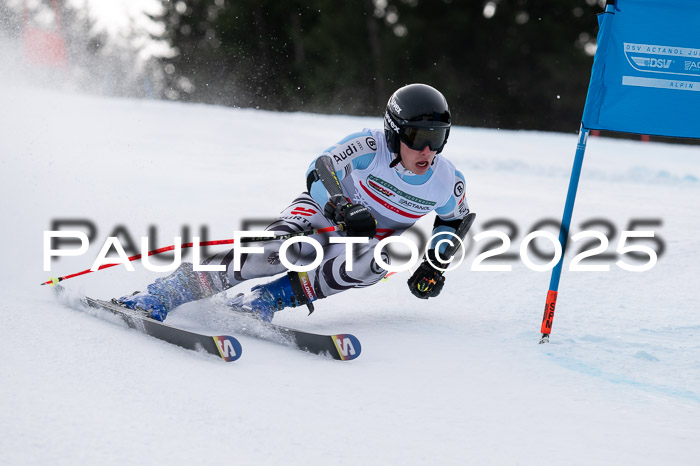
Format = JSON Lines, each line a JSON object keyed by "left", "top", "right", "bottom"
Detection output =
{"left": 1, "top": 84, "right": 699, "bottom": 465}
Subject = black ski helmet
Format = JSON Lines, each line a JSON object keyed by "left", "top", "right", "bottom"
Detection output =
{"left": 384, "top": 83, "right": 451, "bottom": 163}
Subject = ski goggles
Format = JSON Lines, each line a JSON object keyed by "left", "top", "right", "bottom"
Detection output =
{"left": 400, "top": 125, "right": 449, "bottom": 152}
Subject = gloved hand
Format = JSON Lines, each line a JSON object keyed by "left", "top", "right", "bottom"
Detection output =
{"left": 324, "top": 194, "right": 376, "bottom": 238}
{"left": 407, "top": 249, "right": 446, "bottom": 299}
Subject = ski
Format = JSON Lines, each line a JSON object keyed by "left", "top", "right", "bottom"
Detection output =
{"left": 55, "top": 287, "right": 358, "bottom": 361}
{"left": 263, "top": 323, "right": 361, "bottom": 360}
{"left": 66, "top": 293, "right": 242, "bottom": 362}
{"left": 227, "top": 308, "right": 361, "bottom": 361}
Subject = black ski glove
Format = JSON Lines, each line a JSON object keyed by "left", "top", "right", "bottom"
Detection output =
{"left": 407, "top": 249, "right": 446, "bottom": 299}
{"left": 324, "top": 194, "right": 377, "bottom": 238}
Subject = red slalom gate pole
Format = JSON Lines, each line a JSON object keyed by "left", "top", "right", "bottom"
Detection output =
{"left": 40, "top": 225, "right": 343, "bottom": 286}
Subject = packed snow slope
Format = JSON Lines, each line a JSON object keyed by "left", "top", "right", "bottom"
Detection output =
{"left": 1, "top": 85, "right": 699, "bottom": 465}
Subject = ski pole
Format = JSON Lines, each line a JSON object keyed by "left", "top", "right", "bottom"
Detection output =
{"left": 314, "top": 155, "right": 346, "bottom": 198}
{"left": 40, "top": 224, "right": 344, "bottom": 286}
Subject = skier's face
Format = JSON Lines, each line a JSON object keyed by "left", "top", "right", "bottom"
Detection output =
{"left": 399, "top": 141, "right": 436, "bottom": 175}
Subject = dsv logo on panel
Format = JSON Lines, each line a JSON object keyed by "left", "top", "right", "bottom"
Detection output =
{"left": 631, "top": 56, "right": 673, "bottom": 69}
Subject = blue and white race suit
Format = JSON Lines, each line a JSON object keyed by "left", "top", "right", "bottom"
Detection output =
{"left": 206, "top": 128, "right": 470, "bottom": 301}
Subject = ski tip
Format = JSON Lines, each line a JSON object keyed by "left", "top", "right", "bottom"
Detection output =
{"left": 539, "top": 333, "right": 550, "bottom": 344}
{"left": 331, "top": 334, "right": 361, "bottom": 361}
{"left": 212, "top": 335, "right": 243, "bottom": 362}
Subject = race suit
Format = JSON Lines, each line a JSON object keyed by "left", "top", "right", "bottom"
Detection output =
{"left": 205, "top": 128, "right": 470, "bottom": 301}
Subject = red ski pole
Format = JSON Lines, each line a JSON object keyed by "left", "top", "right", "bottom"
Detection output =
{"left": 40, "top": 225, "right": 343, "bottom": 286}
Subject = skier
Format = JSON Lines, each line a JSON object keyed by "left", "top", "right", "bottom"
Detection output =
{"left": 117, "top": 83, "right": 472, "bottom": 322}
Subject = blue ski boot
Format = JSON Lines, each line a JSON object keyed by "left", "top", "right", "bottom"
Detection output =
{"left": 228, "top": 272, "right": 318, "bottom": 322}
{"left": 117, "top": 263, "right": 227, "bottom": 321}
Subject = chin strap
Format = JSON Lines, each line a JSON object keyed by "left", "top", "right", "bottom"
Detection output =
{"left": 389, "top": 153, "right": 438, "bottom": 169}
